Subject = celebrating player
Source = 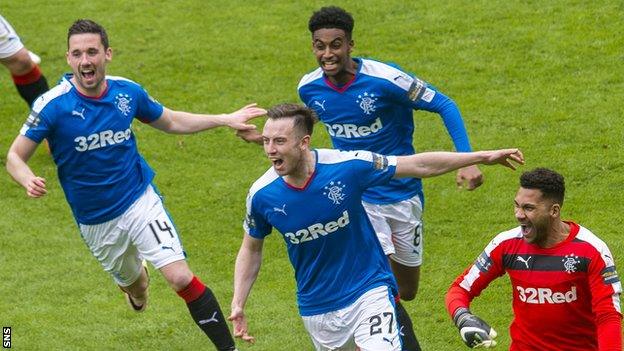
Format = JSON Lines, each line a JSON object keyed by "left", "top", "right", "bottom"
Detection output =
{"left": 445, "top": 168, "right": 622, "bottom": 350}
{"left": 5, "top": 19, "right": 266, "bottom": 351}
{"left": 234, "top": 8, "right": 485, "bottom": 347}
{"left": 229, "top": 103, "right": 523, "bottom": 350}
{"left": 1, "top": 14, "right": 49, "bottom": 107}
{"left": 299, "top": 7, "right": 483, "bottom": 348}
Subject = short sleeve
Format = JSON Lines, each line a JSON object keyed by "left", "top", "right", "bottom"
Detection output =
{"left": 243, "top": 191, "right": 272, "bottom": 238}
{"left": 347, "top": 151, "right": 397, "bottom": 190}
{"left": 20, "top": 97, "right": 52, "bottom": 143}
{"left": 134, "top": 85, "right": 164, "bottom": 123}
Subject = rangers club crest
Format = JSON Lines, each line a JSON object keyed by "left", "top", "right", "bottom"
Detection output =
{"left": 356, "top": 92, "right": 378, "bottom": 115}
{"left": 562, "top": 254, "right": 581, "bottom": 274}
{"left": 115, "top": 93, "right": 133, "bottom": 117}
{"left": 323, "top": 181, "right": 346, "bottom": 205}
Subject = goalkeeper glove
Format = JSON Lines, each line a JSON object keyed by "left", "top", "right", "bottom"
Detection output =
{"left": 453, "top": 307, "right": 498, "bottom": 348}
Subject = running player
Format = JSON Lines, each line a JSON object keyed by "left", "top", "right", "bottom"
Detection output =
{"left": 296, "top": 7, "right": 483, "bottom": 349}
{"left": 229, "top": 103, "right": 523, "bottom": 350}
{"left": 5, "top": 19, "right": 266, "bottom": 350}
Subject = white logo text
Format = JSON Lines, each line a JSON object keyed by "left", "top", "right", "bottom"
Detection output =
{"left": 325, "top": 118, "right": 383, "bottom": 138}
{"left": 284, "top": 211, "right": 349, "bottom": 244}
{"left": 516, "top": 286, "right": 577, "bottom": 304}
{"left": 74, "top": 128, "right": 132, "bottom": 152}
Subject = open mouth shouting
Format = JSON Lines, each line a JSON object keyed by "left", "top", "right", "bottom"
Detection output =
{"left": 519, "top": 223, "right": 535, "bottom": 240}
{"left": 321, "top": 59, "right": 338, "bottom": 72}
{"left": 80, "top": 66, "right": 96, "bottom": 82}
{"left": 270, "top": 158, "right": 285, "bottom": 171}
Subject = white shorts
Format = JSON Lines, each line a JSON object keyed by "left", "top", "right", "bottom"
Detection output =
{"left": 362, "top": 195, "right": 423, "bottom": 267}
{"left": 78, "top": 185, "right": 186, "bottom": 287}
{"left": 0, "top": 15, "right": 24, "bottom": 59}
{"left": 302, "top": 286, "right": 401, "bottom": 351}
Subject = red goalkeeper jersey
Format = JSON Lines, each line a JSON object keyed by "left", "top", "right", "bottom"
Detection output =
{"left": 446, "top": 222, "right": 622, "bottom": 351}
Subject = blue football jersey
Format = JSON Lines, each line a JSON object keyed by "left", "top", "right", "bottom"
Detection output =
{"left": 298, "top": 57, "right": 472, "bottom": 204}
{"left": 244, "top": 149, "right": 398, "bottom": 316}
{"left": 21, "top": 74, "right": 164, "bottom": 224}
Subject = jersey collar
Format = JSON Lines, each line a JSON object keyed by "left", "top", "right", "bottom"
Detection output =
{"left": 323, "top": 58, "right": 362, "bottom": 93}
{"left": 282, "top": 150, "right": 318, "bottom": 191}
{"left": 64, "top": 73, "right": 110, "bottom": 100}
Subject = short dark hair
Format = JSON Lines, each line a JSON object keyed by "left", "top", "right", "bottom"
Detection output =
{"left": 267, "top": 103, "right": 317, "bottom": 136}
{"left": 520, "top": 168, "right": 565, "bottom": 206}
{"left": 68, "top": 19, "right": 109, "bottom": 49}
{"left": 308, "top": 6, "right": 354, "bottom": 39}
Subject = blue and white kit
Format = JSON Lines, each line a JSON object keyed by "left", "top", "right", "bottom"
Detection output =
{"left": 298, "top": 57, "right": 472, "bottom": 205}
{"left": 21, "top": 73, "right": 164, "bottom": 224}
{"left": 244, "top": 149, "right": 399, "bottom": 316}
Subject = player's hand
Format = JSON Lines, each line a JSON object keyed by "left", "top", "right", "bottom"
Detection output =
{"left": 25, "top": 176, "right": 47, "bottom": 198}
{"left": 456, "top": 165, "right": 483, "bottom": 190}
{"left": 228, "top": 306, "right": 256, "bottom": 344}
{"left": 453, "top": 308, "right": 497, "bottom": 348}
{"left": 236, "top": 129, "right": 263, "bottom": 145}
{"left": 226, "top": 103, "right": 267, "bottom": 131}
{"left": 482, "top": 149, "right": 524, "bottom": 170}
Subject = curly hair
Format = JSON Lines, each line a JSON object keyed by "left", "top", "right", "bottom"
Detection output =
{"left": 308, "top": 6, "right": 354, "bottom": 39}
{"left": 520, "top": 168, "right": 565, "bottom": 205}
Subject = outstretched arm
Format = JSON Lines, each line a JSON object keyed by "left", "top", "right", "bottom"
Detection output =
{"left": 6, "top": 135, "right": 47, "bottom": 198}
{"left": 228, "top": 233, "right": 264, "bottom": 344}
{"left": 149, "top": 103, "right": 266, "bottom": 134}
{"left": 394, "top": 149, "right": 524, "bottom": 179}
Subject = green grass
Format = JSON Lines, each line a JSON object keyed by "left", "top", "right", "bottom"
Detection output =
{"left": 1, "top": 1, "right": 622, "bottom": 350}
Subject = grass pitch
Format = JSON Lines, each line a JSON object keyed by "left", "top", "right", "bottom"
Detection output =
{"left": 1, "top": 1, "right": 622, "bottom": 350}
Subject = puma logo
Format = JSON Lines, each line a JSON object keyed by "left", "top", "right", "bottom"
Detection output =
{"left": 273, "top": 204, "right": 287, "bottom": 216}
{"left": 198, "top": 311, "right": 219, "bottom": 325}
{"left": 161, "top": 245, "right": 175, "bottom": 252}
{"left": 516, "top": 256, "right": 532, "bottom": 269}
{"left": 72, "top": 108, "right": 86, "bottom": 120}
{"left": 313, "top": 100, "right": 326, "bottom": 112}
{"left": 383, "top": 333, "right": 398, "bottom": 346}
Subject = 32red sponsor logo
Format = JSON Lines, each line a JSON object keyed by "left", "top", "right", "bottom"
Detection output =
{"left": 516, "top": 286, "right": 577, "bottom": 304}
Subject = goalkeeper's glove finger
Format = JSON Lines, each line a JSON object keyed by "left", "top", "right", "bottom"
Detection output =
{"left": 453, "top": 308, "right": 498, "bottom": 349}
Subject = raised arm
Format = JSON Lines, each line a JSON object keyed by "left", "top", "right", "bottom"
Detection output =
{"left": 394, "top": 149, "right": 524, "bottom": 179}
{"left": 149, "top": 103, "right": 266, "bottom": 134}
{"left": 228, "top": 233, "right": 264, "bottom": 344}
{"left": 6, "top": 135, "right": 47, "bottom": 198}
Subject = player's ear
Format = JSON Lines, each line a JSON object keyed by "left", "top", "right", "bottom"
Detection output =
{"left": 300, "top": 135, "right": 311, "bottom": 149}
{"left": 550, "top": 203, "right": 560, "bottom": 217}
{"left": 105, "top": 47, "right": 113, "bottom": 62}
{"left": 348, "top": 39, "right": 354, "bottom": 53}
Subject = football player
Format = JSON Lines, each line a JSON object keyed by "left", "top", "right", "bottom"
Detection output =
{"left": 445, "top": 168, "right": 622, "bottom": 350}
{"left": 230, "top": 103, "right": 523, "bottom": 350}
{"left": 6, "top": 19, "right": 266, "bottom": 351}
{"left": 235, "top": 8, "right": 484, "bottom": 348}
